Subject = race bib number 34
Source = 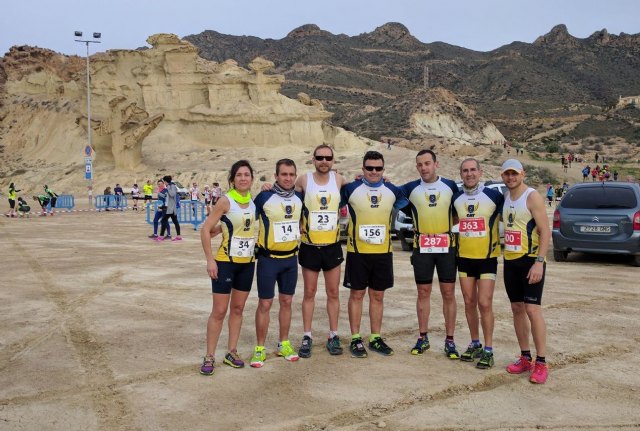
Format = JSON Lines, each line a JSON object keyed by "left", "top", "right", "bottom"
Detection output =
{"left": 310, "top": 211, "right": 337, "bottom": 231}
{"left": 419, "top": 234, "right": 449, "bottom": 253}
{"left": 459, "top": 217, "right": 487, "bottom": 237}
{"left": 504, "top": 230, "right": 522, "bottom": 252}
{"left": 359, "top": 224, "right": 386, "bottom": 244}
{"left": 230, "top": 237, "right": 255, "bottom": 257}
{"left": 274, "top": 221, "right": 300, "bottom": 243}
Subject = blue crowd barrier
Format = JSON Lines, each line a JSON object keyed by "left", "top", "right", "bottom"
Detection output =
{"left": 146, "top": 200, "right": 207, "bottom": 230}
{"left": 47, "top": 194, "right": 75, "bottom": 211}
{"left": 95, "top": 194, "right": 128, "bottom": 211}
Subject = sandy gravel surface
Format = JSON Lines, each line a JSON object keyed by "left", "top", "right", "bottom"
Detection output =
{"left": 1, "top": 194, "right": 639, "bottom": 431}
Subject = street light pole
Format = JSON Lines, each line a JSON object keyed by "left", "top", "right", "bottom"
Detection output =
{"left": 74, "top": 31, "right": 101, "bottom": 205}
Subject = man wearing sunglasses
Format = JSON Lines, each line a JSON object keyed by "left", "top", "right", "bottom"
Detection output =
{"left": 297, "top": 144, "right": 349, "bottom": 358}
{"left": 399, "top": 149, "right": 460, "bottom": 360}
{"left": 341, "top": 150, "right": 408, "bottom": 358}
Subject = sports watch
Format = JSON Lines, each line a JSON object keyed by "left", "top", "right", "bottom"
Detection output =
{"left": 535, "top": 256, "right": 545, "bottom": 263}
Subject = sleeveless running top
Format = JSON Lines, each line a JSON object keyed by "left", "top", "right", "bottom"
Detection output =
{"left": 301, "top": 171, "right": 341, "bottom": 245}
{"left": 215, "top": 194, "right": 256, "bottom": 263}
{"left": 503, "top": 187, "right": 540, "bottom": 260}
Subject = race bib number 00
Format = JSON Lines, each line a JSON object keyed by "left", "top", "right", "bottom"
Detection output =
{"left": 309, "top": 211, "right": 337, "bottom": 231}
{"left": 459, "top": 217, "right": 486, "bottom": 237}
{"left": 274, "top": 221, "right": 300, "bottom": 243}
{"left": 359, "top": 224, "right": 386, "bottom": 244}
{"left": 419, "top": 234, "right": 450, "bottom": 253}
{"left": 504, "top": 230, "right": 522, "bottom": 252}
{"left": 229, "top": 237, "right": 255, "bottom": 257}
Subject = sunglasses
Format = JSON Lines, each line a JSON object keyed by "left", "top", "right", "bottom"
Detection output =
{"left": 364, "top": 166, "right": 384, "bottom": 172}
{"left": 314, "top": 155, "right": 333, "bottom": 161}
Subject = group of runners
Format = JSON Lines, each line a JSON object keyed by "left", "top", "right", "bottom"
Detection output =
{"left": 199, "top": 144, "right": 551, "bottom": 385}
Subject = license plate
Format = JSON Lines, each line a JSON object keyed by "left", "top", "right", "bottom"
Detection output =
{"left": 579, "top": 225, "right": 611, "bottom": 233}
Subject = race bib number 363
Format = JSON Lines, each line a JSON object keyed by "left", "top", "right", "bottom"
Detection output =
{"left": 504, "top": 230, "right": 522, "bottom": 252}
{"left": 419, "top": 234, "right": 449, "bottom": 253}
{"left": 358, "top": 224, "right": 386, "bottom": 244}
{"left": 459, "top": 217, "right": 486, "bottom": 237}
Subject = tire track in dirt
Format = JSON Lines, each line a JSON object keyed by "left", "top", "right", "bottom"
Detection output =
{"left": 0, "top": 230, "right": 136, "bottom": 430}
{"left": 282, "top": 343, "right": 636, "bottom": 431}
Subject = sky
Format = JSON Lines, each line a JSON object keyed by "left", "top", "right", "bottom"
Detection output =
{"left": 2, "top": 0, "right": 640, "bottom": 57}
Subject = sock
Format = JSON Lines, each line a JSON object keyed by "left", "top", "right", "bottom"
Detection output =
{"left": 329, "top": 330, "right": 338, "bottom": 339}
{"left": 304, "top": 331, "right": 312, "bottom": 339}
{"left": 419, "top": 332, "right": 428, "bottom": 338}
{"left": 521, "top": 350, "right": 532, "bottom": 360}
{"left": 484, "top": 346, "right": 493, "bottom": 352}
{"left": 369, "top": 333, "right": 381, "bottom": 342}
{"left": 472, "top": 339, "right": 481, "bottom": 347}
{"left": 351, "top": 333, "right": 361, "bottom": 341}
{"left": 535, "top": 355, "right": 546, "bottom": 364}
{"left": 446, "top": 335, "right": 454, "bottom": 342}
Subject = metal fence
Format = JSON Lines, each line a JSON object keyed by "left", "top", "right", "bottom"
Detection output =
{"left": 145, "top": 200, "right": 207, "bottom": 230}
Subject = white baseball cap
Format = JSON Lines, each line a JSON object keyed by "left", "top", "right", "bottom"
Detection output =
{"left": 501, "top": 159, "right": 524, "bottom": 174}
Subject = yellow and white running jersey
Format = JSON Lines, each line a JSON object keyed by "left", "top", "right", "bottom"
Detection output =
{"left": 342, "top": 179, "right": 407, "bottom": 254}
{"left": 215, "top": 194, "right": 256, "bottom": 263}
{"left": 453, "top": 186, "right": 503, "bottom": 259}
{"left": 503, "top": 187, "right": 540, "bottom": 260}
{"left": 301, "top": 172, "right": 341, "bottom": 245}
{"left": 400, "top": 177, "right": 458, "bottom": 248}
{"left": 254, "top": 190, "right": 303, "bottom": 258}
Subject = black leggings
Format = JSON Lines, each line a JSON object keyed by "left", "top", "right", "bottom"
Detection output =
{"left": 160, "top": 213, "right": 181, "bottom": 236}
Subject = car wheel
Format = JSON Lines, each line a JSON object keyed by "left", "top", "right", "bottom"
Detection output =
{"left": 399, "top": 230, "right": 413, "bottom": 251}
{"left": 632, "top": 255, "right": 640, "bottom": 267}
{"left": 553, "top": 250, "right": 568, "bottom": 262}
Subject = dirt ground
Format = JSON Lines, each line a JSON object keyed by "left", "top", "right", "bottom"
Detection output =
{"left": 1, "top": 198, "right": 639, "bottom": 431}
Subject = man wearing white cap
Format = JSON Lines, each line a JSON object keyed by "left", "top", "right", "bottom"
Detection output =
{"left": 500, "top": 159, "right": 551, "bottom": 384}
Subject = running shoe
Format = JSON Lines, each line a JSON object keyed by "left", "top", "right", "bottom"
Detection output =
{"left": 410, "top": 336, "right": 430, "bottom": 355}
{"left": 529, "top": 362, "right": 549, "bottom": 384}
{"left": 369, "top": 336, "right": 394, "bottom": 356}
{"left": 171, "top": 236, "right": 182, "bottom": 241}
{"left": 155, "top": 236, "right": 165, "bottom": 242}
{"left": 476, "top": 350, "right": 494, "bottom": 369}
{"left": 277, "top": 340, "right": 299, "bottom": 362}
{"left": 506, "top": 355, "right": 533, "bottom": 374}
{"left": 250, "top": 346, "right": 266, "bottom": 368}
{"left": 148, "top": 234, "right": 158, "bottom": 239}
{"left": 223, "top": 351, "right": 245, "bottom": 368}
{"left": 461, "top": 343, "right": 483, "bottom": 362}
{"left": 326, "top": 335, "right": 343, "bottom": 355}
{"left": 299, "top": 335, "right": 313, "bottom": 358}
{"left": 444, "top": 340, "right": 460, "bottom": 359}
{"left": 200, "top": 355, "right": 215, "bottom": 376}
{"left": 164, "top": 235, "right": 172, "bottom": 240}
{"left": 349, "top": 337, "right": 368, "bottom": 358}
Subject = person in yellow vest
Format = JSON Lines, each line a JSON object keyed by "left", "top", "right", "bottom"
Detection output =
{"left": 142, "top": 180, "right": 154, "bottom": 209}
{"left": 199, "top": 160, "right": 256, "bottom": 375}
{"left": 399, "top": 150, "right": 460, "bottom": 359}
{"left": 500, "top": 159, "right": 551, "bottom": 384}
{"left": 250, "top": 159, "right": 303, "bottom": 368}
{"left": 297, "top": 144, "right": 349, "bottom": 358}
{"left": 452, "top": 158, "right": 504, "bottom": 369}
{"left": 7, "top": 182, "right": 21, "bottom": 217}
{"left": 341, "top": 150, "right": 408, "bottom": 358}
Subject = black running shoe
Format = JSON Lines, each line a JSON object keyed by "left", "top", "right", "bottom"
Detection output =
{"left": 299, "top": 335, "right": 313, "bottom": 358}
{"left": 349, "top": 337, "right": 368, "bottom": 358}
{"left": 369, "top": 336, "right": 394, "bottom": 356}
{"left": 326, "top": 335, "right": 343, "bottom": 355}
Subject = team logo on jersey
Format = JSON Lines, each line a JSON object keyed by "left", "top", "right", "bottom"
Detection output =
{"left": 243, "top": 214, "right": 252, "bottom": 231}
{"left": 506, "top": 208, "right": 516, "bottom": 228}
{"left": 281, "top": 203, "right": 296, "bottom": 219}
{"left": 367, "top": 191, "right": 382, "bottom": 208}
{"left": 426, "top": 192, "right": 440, "bottom": 207}
{"left": 316, "top": 194, "right": 331, "bottom": 210}
{"left": 465, "top": 201, "right": 479, "bottom": 217}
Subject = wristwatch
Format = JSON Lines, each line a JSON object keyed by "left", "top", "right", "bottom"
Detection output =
{"left": 535, "top": 256, "right": 545, "bottom": 263}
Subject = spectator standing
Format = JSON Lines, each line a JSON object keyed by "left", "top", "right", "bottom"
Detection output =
{"left": 114, "top": 184, "right": 124, "bottom": 210}
{"left": 143, "top": 180, "right": 154, "bottom": 209}
{"left": 131, "top": 183, "right": 140, "bottom": 211}
{"left": 613, "top": 170, "right": 619, "bottom": 181}
{"left": 158, "top": 175, "right": 182, "bottom": 241}
{"left": 103, "top": 186, "right": 112, "bottom": 211}
{"left": 595, "top": 152, "right": 599, "bottom": 163}
{"left": 190, "top": 182, "right": 200, "bottom": 217}
{"left": 7, "top": 182, "right": 20, "bottom": 217}
{"left": 545, "top": 184, "right": 553, "bottom": 207}
{"left": 149, "top": 179, "right": 171, "bottom": 239}
{"left": 202, "top": 185, "right": 212, "bottom": 216}
{"left": 211, "top": 182, "right": 222, "bottom": 206}
{"left": 44, "top": 185, "right": 58, "bottom": 215}
{"left": 582, "top": 165, "right": 590, "bottom": 182}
